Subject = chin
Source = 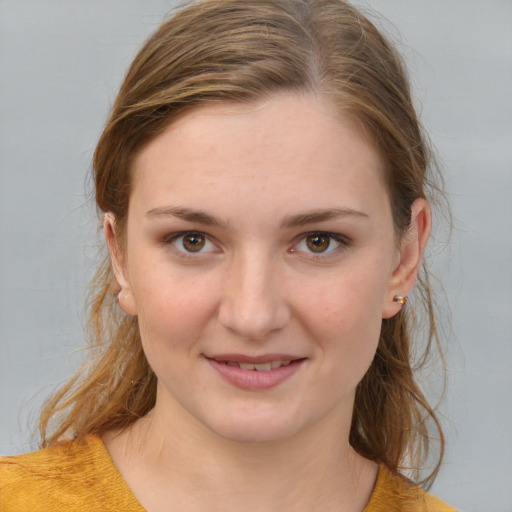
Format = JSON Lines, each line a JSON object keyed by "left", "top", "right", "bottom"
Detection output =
{"left": 215, "top": 425, "right": 297, "bottom": 445}
{"left": 206, "top": 409, "right": 304, "bottom": 445}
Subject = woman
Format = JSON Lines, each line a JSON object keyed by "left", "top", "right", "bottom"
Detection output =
{"left": 0, "top": 1, "right": 456, "bottom": 510}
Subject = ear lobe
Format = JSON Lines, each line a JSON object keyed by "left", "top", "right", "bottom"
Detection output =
{"left": 382, "top": 198, "right": 431, "bottom": 319}
{"left": 104, "top": 213, "right": 138, "bottom": 316}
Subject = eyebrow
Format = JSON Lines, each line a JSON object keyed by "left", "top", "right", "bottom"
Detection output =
{"left": 146, "top": 205, "right": 368, "bottom": 229}
{"left": 145, "top": 206, "right": 228, "bottom": 228}
{"left": 280, "top": 208, "right": 369, "bottom": 228}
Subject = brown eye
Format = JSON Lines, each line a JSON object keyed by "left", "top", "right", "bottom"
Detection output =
{"left": 305, "top": 234, "right": 330, "bottom": 253}
{"left": 182, "top": 233, "right": 206, "bottom": 252}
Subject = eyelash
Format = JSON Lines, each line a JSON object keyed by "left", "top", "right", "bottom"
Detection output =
{"left": 290, "top": 231, "right": 350, "bottom": 259}
{"left": 162, "top": 230, "right": 350, "bottom": 259}
{"left": 162, "top": 231, "right": 219, "bottom": 258}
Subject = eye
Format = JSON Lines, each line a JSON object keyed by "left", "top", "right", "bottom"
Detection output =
{"left": 305, "top": 233, "right": 331, "bottom": 253}
{"left": 166, "top": 231, "right": 218, "bottom": 254}
{"left": 292, "top": 232, "right": 348, "bottom": 255}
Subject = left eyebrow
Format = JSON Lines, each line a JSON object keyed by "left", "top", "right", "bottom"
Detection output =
{"left": 281, "top": 208, "right": 369, "bottom": 228}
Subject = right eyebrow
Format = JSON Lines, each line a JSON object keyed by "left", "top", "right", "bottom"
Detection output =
{"left": 145, "top": 206, "right": 228, "bottom": 229}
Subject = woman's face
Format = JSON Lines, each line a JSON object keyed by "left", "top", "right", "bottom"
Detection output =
{"left": 108, "top": 93, "right": 425, "bottom": 443}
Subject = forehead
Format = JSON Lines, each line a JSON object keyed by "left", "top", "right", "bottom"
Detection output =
{"left": 130, "top": 92, "right": 389, "bottom": 220}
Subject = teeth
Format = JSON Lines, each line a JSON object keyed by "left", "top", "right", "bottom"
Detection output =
{"left": 254, "top": 362, "right": 272, "bottom": 371}
{"left": 229, "top": 360, "right": 293, "bottom": 371}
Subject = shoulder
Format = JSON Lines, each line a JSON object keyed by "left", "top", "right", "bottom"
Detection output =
{"left": 365, "top": 465, "right": 458, "bottom": 512}
{"left": 0, "top": 436, "right": 143, "bottom": 512}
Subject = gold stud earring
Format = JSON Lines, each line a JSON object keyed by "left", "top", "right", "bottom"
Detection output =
{"left": 393, "top": 295, "right": 407, "bottom": 307}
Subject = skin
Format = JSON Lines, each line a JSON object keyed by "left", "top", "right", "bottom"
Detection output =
{"left": 104, "top": 92, "right": 431, "bottom": 512}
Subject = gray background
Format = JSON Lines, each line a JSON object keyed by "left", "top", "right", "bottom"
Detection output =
{"left": 1, "top": 1, "right": 511, "bottom": 510}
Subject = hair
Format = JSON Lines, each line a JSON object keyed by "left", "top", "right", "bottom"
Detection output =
{"left": 39, "top": 0, "right": 448, "bottom": 487}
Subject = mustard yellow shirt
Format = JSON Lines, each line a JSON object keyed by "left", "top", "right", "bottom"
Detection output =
{"left": 0, "top": 436, "right": 457, "bottom": 511}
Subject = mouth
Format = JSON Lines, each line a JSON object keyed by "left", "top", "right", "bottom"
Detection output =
{"left": 205, "top": 355, "right": 306, "bottom": 390}
{"left": 218, "top": 360, "right": 293, "bottom": 371}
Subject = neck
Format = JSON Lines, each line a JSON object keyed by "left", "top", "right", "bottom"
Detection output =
{"left": 105, "top": 397, "right": 377, "bottom": 512}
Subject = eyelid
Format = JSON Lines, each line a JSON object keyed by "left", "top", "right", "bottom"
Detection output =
{"left": 160, "top": 229, "right": 350, "bottom": 259}
{"left": 290, "top": 231, "right": 351, "bottom": 257}
{"left": 162, "top": 230, "right": 220, "bottom": 256}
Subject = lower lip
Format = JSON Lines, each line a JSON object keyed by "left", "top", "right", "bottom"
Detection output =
{"left": 207, "top": 358, "right": 305, "bottom": 390}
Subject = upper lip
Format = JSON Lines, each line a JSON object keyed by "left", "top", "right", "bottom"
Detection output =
{"left": 205, "top": 353, "right": 304, "bottom": 364}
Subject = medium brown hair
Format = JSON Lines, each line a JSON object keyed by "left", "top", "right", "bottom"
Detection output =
{"left": 40, "top": 0, "right": 447, "bottom": 487}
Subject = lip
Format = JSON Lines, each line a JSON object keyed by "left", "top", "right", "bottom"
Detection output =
{"left": 207, "top": 353, "right": 302, "bottom": 364}
{"left": 206, "top": 354, "right": 306, "bottom": 391}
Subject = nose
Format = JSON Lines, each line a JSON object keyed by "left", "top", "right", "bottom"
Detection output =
{"left": 218, "top": 251, "right": 290, "bottom": 340}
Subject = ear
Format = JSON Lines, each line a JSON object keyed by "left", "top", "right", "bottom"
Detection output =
{"left": 104, "top": 213, "right": 138, "bottom": 316}
{"left": 382, "top": 198, "right": 431, "bottom": 319}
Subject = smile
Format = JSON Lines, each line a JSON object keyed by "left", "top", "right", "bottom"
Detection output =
{"left": 206, "top": 356, "right": 305, "bottom": 390}
{"left": 221, "top": 360, "right": 292, "bottom": 371}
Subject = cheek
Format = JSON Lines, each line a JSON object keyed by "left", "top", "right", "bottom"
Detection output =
{"left": 320, "top": 294, "right": 382, "bottom": 366}
{"left": 295, "top": 259, "right": 389, "bottom": 332}
{"left": 318, "top": 299, "right": 382, "bottom": 394}
{"left": 292, "top": 262, "right": 389, "bottom": 379}
{"left": 131, "top": 267, "right": 220, "bottom": 353}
